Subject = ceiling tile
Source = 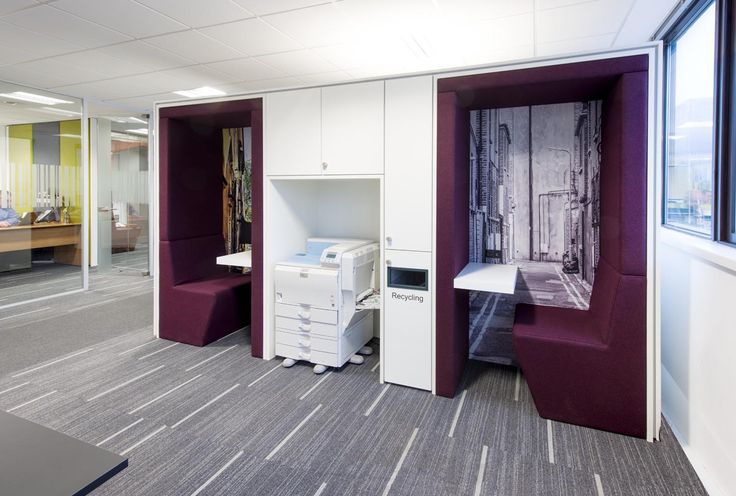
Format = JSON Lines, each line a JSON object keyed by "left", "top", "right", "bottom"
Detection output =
{"left": 199, "top": 17, "right": 301, "bottom": 56}
{"left": 434, "top": 0, "right": 533, "bottom": 20}
{"left": 536, "top": 0, "right": 634, "bottom": 43}
{"left": 0, "top": 64, "right": 71, "bottom": 88}
{"left": 0, "top": 0, "right": 38, "bottom": 16}
{"left": 233, "top": 0, "right": 334, "bottom": 16}
{"left": 298, "top": 70, "right": 354, "bottom": 85}
{"left": 314, "top": 38, "right": 419, "bottom": 72}
{"left": 143, "top": 30, "right": 242, "bottom": 63}
{"left": 337, "top": 0, "right": 441, "bottom": 36}
{"left": 9, "top": 57, "right": 108, "bottom": 86}
{"left": 51, "top": 49, "right": 151, "bottom": 78}
{"left": 204, "top": 57, "right": 284, "bottom": 81}
{"left": 536, "top": 33, "right": 615, "bottom": 56}
{"left": 54, "top": 71, "right": 182, "bottom": 100}
{"left": 0, "top": 19, "right": 82, "bottom": 58}
{"left": 0, "top": 43, "right": 39, "bottom": 67}
{"left": 136, "top": 0, "right": 254, "bottom": 28}
{"left": 97, "top": 40, "right": 194, "bottom": 70}
{"left": 413, "top": 13, "right": 534, "bottom": 68}
{"left": 614, "top": 0, "right": 678, "bottom": 46}
{"left": 255, "top": 49, "right": 337, "bottom": 75}
{"left": 2, "top": 5, "right": 131, "bottom": 48}
{"left": 220, "top": 76, "right": 303, "bottom": 93}
{"left": 263, "top": 3, "right": 356, "bottom": 48}
{"left": 537, "top": 0, "right": 593, "bottom": 10}
{"left": 52, "top": 0, "right": 188, "bottom": 38}
{"left": 104, "top": 92, "right": 174, "bottom": 111}
{"left": 158, "top": 65, "right": 236, "bottom": 88}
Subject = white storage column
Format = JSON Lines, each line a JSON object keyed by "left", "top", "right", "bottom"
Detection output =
{"left": 265, "top": 88, "right": 322, "bottom": 176}
{"left": 321, "top": 81, "right": 384, "bottom": 175}
{"left": 384, "top": 76, "right": 433, "bottom": 252}
{"left": 383, "top": 249, "right": 432, "bottom": 391}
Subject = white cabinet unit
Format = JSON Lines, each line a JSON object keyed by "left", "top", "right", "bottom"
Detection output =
{"left": 384, "top": 76, "right": 433, "bottom": 251}
{"left": 383, "top": 249, "right": 432, "bottom": 391}
{"left": 321, "top": 81, "right": 384, "bottom": 175}
{"left": 265, "top": 88, "right": 322, "bottom": 175}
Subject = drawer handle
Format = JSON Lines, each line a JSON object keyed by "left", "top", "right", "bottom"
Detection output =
{"left": 298, "top": 338, "right": 311, "bottom": 347}
{"left": 299, "top": 351, "right": 311, "bottom": 360}
{"left": 299, "top": 323, "right": 311, "bottom": 332}
{"left": 298, "top": 311, "right": 311, "bottom": 320}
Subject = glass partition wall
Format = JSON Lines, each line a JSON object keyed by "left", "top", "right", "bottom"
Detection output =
{"left": 92, "top": 115, "right": 150, "bottom": 275}
{"left": 0, "top": 81, "right": 86, "bottom": 307}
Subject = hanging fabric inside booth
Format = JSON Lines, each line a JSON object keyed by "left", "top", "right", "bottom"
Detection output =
{"left": 222, "top": 128, "right": 253, "bottom": 263}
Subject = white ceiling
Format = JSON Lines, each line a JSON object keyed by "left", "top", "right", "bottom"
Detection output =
{"left": 0, "top": 0, "right": 678, "bottom": 112}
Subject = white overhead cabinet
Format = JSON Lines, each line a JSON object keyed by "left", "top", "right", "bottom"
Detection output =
{"left": 384, "top": 76, "right": 433, "bottom": 252}
{"left": 265, "top": 81, "right": 384, "bottom": 176}
{"left": 321, "top": 80, "right": 384, "bottom": 175}
{"left": 265, "top": 88, "right": 322, "bottom": 176}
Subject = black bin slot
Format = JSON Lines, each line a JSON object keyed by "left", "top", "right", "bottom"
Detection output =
{"left": 387, "top": 267, "right": 428, "bottom": 291}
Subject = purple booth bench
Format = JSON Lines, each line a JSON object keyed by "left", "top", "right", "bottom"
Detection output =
{"left": 160, "top": 235, "right": 251, "bottom": 347}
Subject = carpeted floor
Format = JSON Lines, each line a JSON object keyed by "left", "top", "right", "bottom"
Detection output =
{"left": 0, "top": 277, "right": 707, "bottom": 495}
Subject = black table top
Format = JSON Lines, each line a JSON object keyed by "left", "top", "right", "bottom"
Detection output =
{"left": 0, "top": 411, "right": 128, "bottom": 496}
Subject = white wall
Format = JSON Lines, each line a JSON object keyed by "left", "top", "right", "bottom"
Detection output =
{"left": 660, "top": 228, "right": 736, "bottom": 496}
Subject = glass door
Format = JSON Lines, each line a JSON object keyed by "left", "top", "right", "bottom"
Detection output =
{"left": 93, "top": 115, "right": 150, "bottom": 275}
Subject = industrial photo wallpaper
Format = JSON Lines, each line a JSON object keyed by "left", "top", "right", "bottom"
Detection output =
{"left": 468, "top": 101, "right": 603, "bottom": 364}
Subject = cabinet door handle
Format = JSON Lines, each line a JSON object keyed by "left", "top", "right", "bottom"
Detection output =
{"left": 386, "top": 259, "right": 392, "bottom": 266}
{"left": 321, "top": 162, "right": 328, "bottom": 170}
{"left": 386, "top": 236, "right": 392, "bottom": 244}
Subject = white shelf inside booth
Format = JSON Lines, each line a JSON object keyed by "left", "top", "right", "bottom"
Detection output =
{"left": 216, "top": 250, "right": 252, "bottom": 268}
{"left": 453, "top": 263, "right": 518, "bottom": 294}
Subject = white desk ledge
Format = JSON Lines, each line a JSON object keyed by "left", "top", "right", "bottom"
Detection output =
{"left": 453, "top": 262, "right": 518, "bottom": 294}
{"left": 216, "top": 250, "right": 252, "bottom": 268}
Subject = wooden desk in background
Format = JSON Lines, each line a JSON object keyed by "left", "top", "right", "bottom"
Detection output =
{"left": 0, "top": 223, "right": 82, "bottom": 265}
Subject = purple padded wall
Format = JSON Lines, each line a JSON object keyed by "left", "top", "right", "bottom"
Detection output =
{"left": 435, "top": 92, "right": 470, "bottom": 398}
{"left": 600, "top": 72, "right": 648, "bottom": 276}
{"left": 159, "top": 118, "right": 222, "bottom": 242}
{"left": 250, "top": 109, "right": 263, "bottom": 358}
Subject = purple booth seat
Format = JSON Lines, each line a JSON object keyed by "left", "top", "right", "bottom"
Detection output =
{"left": 512, "top": 258, "right": 646, "bottom": 437}
{"left": 159, "top": 235, "right": 251, "bottom": 347}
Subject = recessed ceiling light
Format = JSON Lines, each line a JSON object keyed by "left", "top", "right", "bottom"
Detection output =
{"left": 127, "top": 128, "right": 150, "bottom": 135}
{"left": 677, "top": 121, "right": 712, "bottom": 129}
{"left": 173, "top": 86, "right": 226, "bottom": 98}
{"left": 0, "top": 91, "right": 73, "bottom": 105}
{"left": 128, "top": 116, "right": 147, "bottom": 124}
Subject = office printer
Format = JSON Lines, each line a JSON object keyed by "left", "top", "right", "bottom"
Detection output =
{"left": 274, "top": 238, "right": 379, "bottom": 373}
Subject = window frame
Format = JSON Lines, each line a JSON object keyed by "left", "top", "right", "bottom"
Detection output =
{"left": 663, "top": 0, "right": 736, "bottom": 245}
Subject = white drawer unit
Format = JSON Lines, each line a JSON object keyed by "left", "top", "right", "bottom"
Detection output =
{"left": 275, "top": 315, "right": 339, "bottom": 339}
{"left": 383, "top": 249, "right": 432, "bottom": 391}
{"left": 274, "top": 303, "right": 337, "bottom": 325}
{"left": 274, "top": 311, "right": 373, "bottom": 368}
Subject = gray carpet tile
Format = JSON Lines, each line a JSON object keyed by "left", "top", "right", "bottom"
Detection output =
{"left": 0, "top": 278, "right": 709, "bottom": 496}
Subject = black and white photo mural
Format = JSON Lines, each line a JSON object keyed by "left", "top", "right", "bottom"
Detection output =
{"left": 469, "top": 101, "right": 603, "bottom": 364}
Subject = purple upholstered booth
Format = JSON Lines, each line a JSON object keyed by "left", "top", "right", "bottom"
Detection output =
{"left": 159, "top": 99, "right": 263, "bottom": 354}
{"left": 436, "top": 56, "right": 649, "bottom": 437}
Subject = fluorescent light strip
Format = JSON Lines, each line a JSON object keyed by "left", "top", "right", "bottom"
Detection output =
{"left": 127, "top": 128, "right": 149, "bottom": 135}
{"left": 0, "top": 91, "right": 73, "bottom": 105}
{"left": 173, "top": 86, "right": 226, "bottom": 98}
